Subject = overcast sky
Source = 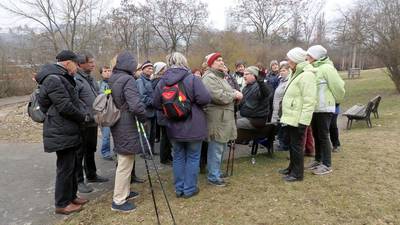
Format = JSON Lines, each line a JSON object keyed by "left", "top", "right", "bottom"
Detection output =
{"left": 0, "top": 0, "right": 355, "bottom": 32}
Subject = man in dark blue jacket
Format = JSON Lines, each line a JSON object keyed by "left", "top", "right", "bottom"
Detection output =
{"left": 36, "top": 50, "right": 89, "bottom": 215}
{"left": 137, "top": 60, "right": 157, "bottom": 155}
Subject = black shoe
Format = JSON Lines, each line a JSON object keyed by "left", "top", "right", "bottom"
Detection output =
{"left": 207, "top": 179, "right": 226, "bottom": 187}
{"left": 160, "top": 160, "right": 172, "bottom": 166}
{"left": 78, "top": 182, "right": 93, "bottom": 193}
{"left": 283, "top": 175, "right": 303, "bottom": 182}
{"left": 278, "top": 168, "right": 290, "bottom": 175}
{"left": 140, "top": 154, "right": 152, "bottom": 160}
{"left": 131, "top": 176, "right": 145, "bottom": 184}
{"left": 176, "top": 192, "right": 183, "bottom": 198}
{"left": 87, "top": 175, "right": 109, "bottom": 183}
{"left": 126, "top": 191, "right": 140, "bottom": 200}
{"left": 183, "top": 188, "right": 200, "bottom": 199}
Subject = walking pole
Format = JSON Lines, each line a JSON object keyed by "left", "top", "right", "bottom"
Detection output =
{"left": 225, "top": 141, "right": 232, "bottom": 176}
{"left": 230, "top": 140, "right": 235, "bottom": 176}
{"left": 135, "top": 119, "right": 161, "bottom": 225}
{"left": 137, "top": 118, "right": 177, "bottom": 225}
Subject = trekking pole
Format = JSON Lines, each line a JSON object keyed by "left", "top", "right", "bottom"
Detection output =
{"left": 137, "top": 118, "right": 177, "bottom": 225}
{"left": 225, "top": 141, "right": 232, "bottom": 176}
{"left": 230, "top": 140, "right": 235, "bottom": 176}
{"left": 135, "top": 119, "right": 161, "bottom": 225}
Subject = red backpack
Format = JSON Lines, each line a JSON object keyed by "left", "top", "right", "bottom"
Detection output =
{"left": 161, "top": 80, "right": 191, "bottom": 121}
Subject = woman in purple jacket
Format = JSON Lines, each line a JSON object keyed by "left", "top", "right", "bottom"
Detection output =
{"left": 153, "top": 52, "right": 211, "bottom": 198}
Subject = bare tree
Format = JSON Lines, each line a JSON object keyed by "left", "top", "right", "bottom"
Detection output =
{"left": 231, "top": 0, "right": 301, "bottom": 43}
{"left": 361, "top": 0, "right": 400, "bottom": 93}
{"left": 0, "top": 0, "right": 104, "bottom": 53}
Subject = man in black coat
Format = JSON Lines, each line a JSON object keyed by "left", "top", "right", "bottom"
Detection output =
{"left": 36, "top": 50, "right": 90, "bottom": 215}
{"left": 237, "top": 66, "right": 272, "bottom": 129}
{"left": 75, "top": 51, "right": 108, "bottom": 193}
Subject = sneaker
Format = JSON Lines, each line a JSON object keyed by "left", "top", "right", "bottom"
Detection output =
{"left": 78, "top": 182, "right": 93, "bottom": 193}
{"left": 307, "top": 161, "right": 321, "bottom": 170}
{"left": 312, "top": 165, "right": 333, "bottom": 175}
{"left": 207, "top": 179, "right": 226, "bottom": 187}
{"left": 183, "top": 187, "right": 200, "bottom": 199}
{"left": 111, "top": 201, "right": 136, "bottom": 213}
{"left": 102, "top": 155, "right": 113, "bottom": 161}
{"left": 126, "top": 191, "right": 140, "bottom": 200}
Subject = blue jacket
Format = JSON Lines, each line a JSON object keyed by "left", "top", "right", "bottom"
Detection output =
{"left": 98, "top": 79, "right": 110, "bottom": 94}
{"left": 153, "top": 67, "right": 211, "bottom": 142}
{"left": 137, "top": 74, "right": 155, "bottom": 118}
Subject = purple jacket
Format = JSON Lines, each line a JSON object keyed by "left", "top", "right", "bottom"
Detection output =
{"left": 153, "top": 67, "right": 211, "bottom": 142}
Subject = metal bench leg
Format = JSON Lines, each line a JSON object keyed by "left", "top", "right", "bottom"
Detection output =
{"left": 347, "top": 119, "right": 352, "bottom": 130}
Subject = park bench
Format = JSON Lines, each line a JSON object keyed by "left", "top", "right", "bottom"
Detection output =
{"left": 235, "top": 123, "right": 276, "bottom": 162}
{"left": 342, "top": 95, "right": 381, "bottom": 129}
{"left": 348, "top": 68, "right": 361, "bottom": 79}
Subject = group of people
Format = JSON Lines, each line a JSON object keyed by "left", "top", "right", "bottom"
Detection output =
{"left": 36, "top": 44, "right": 345, "bottom": 215}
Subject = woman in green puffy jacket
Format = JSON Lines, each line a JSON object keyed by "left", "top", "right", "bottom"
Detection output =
{"left": 279, "top": 47, "right": 317, "bottom": 182}
{"left": 306, "top": 45, "right": 345, "bottom": 176}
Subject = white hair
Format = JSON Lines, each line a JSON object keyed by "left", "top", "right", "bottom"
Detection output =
{"left": 166, "top": 52, "right": 189, "bottom": 69}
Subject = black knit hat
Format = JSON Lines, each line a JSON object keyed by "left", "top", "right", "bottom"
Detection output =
{"left": 56, "top": 50, "right": 78, "bottom": 62}
{"left": 141, "top": 60, "right": 153, "bottom": 70}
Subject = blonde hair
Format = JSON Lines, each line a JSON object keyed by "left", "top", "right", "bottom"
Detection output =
{"left": 166, "top": 52, "right": 189, "bottom": 68}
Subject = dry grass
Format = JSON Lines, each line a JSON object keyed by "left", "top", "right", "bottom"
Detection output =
{"left": 0, "top": 103, "right": 43, "bottom": 143}
{"left": 48, "top": 69, "right": 400, "bottom": 224}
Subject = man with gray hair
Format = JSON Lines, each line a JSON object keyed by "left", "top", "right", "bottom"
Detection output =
{"left": 75, "top": 51, "right": 109, "bottom": 193}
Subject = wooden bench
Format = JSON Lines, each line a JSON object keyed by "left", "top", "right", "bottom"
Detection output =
{"left": 348, "top": 68, "right": 361, "bottom": 79}
{"left": 342, "top": 95, "right": 381, "bottom": 129}
{"left": 235, "top": 123, "right": 276, "bottom": 159}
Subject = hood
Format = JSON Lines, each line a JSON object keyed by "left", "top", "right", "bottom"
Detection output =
{"left": 162, "top": 67, "right": 191, "bottom": 86}
{"left": 312, "top": 57, "right": 333, "bottom": 67}
{"left": 35, "top": 64, "right": 67, "bottom": 84}
{"left": 293, "top": 61, "right": 317, "bottom": 78}
{"left": 113, "top": 51, "right": 137, "bottom": 75}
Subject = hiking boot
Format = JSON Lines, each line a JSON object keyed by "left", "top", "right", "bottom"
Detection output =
{"left": 307, "top": 161, "right": 321, "bottom": 170}
{"left": 55, "top": 203, "right": 82, "bottom": 215}
{"left": 87, "top": 175, "right": 109, "bottom": 183}
{"left": 111, "top": 201, "right": 136, "bottom": 213}
{"left": 283, "top": 175, "right": 303, "bottom": 182}
{"left": 131, "top": 175, "right": 145, "bottom": 184}
{"left": 278, "top": 168, "right": 290, "bottom": 175}
{"left": 78, "top": 182, "right": 93, "bottom": 193}
{"left": 312, "top": 165, "right": 333, "bottom": 175}
{"left": 72, "top": 197, "right": 89, "bottom": 205}
{"left": 208, "top": 179, "right": 226, "bottom": 187}
{"left": 183, "top": 187, "right": 200, "bottom": 199}
{"left": 126, "top": 191, "right": 140, "bottom": 200}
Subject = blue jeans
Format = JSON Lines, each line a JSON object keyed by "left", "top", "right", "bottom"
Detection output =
{"left": 170, "top": 141, "right": 202, "bottom": 195}
{"left": 207, "top": 140, "right": 227, "bottom": 182}
{"left": 100, "top": 127, "right": 111, "bottom": 157}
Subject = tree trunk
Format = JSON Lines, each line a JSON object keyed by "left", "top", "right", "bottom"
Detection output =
{"left": 351, "top": 44, "right": 357, "bottom": 68}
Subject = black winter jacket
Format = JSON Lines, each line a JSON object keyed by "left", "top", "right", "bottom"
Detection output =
{"left": 109, "top": 51, "right": 147, "bottom": 155}
{"left": 239, "top": 80, "right": 272, "bottom": 121}
{"left": 35, "top": 64, "right": 86, "bottom": 153}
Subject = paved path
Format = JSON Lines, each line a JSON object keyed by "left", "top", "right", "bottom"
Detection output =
{"left": 0, "top": 95, "right": 29, "bottom": 108}
{"left": 0, "top": 142, "right": 155, "bottom": 225}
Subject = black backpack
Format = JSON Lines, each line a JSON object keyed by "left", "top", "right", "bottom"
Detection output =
{"left": 27, "top": 85, "right": 46, "bottom": 123}
{"left": 160, "top": 80, "right": 191, "bottom": 121}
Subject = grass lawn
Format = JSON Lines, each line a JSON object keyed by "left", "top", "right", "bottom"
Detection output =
{"left": 59, "top": 69, "right": 400, "bottom": 225}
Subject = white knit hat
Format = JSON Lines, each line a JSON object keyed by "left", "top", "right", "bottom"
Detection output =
{"left": 153, "top": 62, "right": 167, "bottom": 75}
{"left": 286, "top": 47, "right": 307, "bottom": 64}
{"left": 307, "top": 45, "right": 327, "bottom": 60}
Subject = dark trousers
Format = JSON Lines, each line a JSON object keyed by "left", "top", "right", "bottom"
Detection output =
{"left": 286, "top": 125, "right": 306, "bottom": 178}
{"left": 76, "top": 126, "right": 98, "bottom": 183}
{"left": 312, "top": 113, "right": 333, "bottom": 167}
{"left": 159, "top": 126, "right": 172, "bottom": 163}
{"left": 145, "top": 118, "right": 156, "bottom": 153}
{"left": 55, "top": 146, "right": 79, "bottom": 208}
{"left": 330, "top": 113, "right": 341, "bottom": 148}
{"left": 200, "top": 141, "right": 208, "bottom": 173}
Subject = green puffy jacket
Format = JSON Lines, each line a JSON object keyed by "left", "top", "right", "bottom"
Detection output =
{"left": 280, "top": 62, "right": 317, "bottom": 127}
{"left": 202, "top": 69, "right": 237, "bottom": 143}
{"left": 311, "top": 57, "right": 345, "bottom": 112}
